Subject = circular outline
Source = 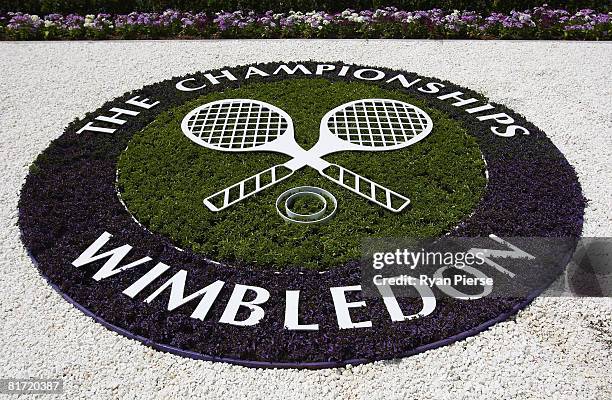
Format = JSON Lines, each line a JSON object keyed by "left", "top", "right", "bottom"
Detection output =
{"left": 276, "top": 186, "right": 337, "bottom": 224}
{"left": 18, "top": 61, "right": 585, "bottom": 369}
{"left": 284, "top": 191, "right": 328, "bottom": 220}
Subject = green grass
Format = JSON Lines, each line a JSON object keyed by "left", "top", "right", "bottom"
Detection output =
{"left": 117, "top": 79, "right": 486, "bottom": 270}
{"left": 288, "top": 194, "right": 327, "bottom": 216}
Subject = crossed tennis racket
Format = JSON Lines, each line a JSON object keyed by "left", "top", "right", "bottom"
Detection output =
{"left": 180, "top": 98, "right": 433, "bottom": 213}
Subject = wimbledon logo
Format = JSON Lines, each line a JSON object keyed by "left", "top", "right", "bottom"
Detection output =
{"left": 18, "top": 62, "right": 584, "bottom": 368}
{"left": 181, "top": 98, "right": 432, "bottom": 214}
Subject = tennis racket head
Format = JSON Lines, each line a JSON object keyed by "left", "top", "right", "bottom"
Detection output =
{"left": 320, "top": 99, "right": 433, "bottom": 152}
{"left": 181, "top": 99, "right": 294, "bottom": 152}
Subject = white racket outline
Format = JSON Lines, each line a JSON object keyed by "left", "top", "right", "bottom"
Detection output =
{"left": 181, "top": 98, "right": 433, "bottom": 212}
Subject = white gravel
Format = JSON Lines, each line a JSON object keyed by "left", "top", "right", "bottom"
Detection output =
{"left": 1, "top": 40, "right": 610, "bottom": 399}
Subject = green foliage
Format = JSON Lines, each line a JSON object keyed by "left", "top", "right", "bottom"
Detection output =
{"left": 117, "top": 79, "right": 486, "bottom": 270}
{"left": 1, "top": 1, "right": 607, "bottom": 14}
{"left": 288, "top": 194, "right": 326, "bottom": 215}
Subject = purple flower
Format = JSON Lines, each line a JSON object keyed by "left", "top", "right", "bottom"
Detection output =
{"left": 0, "top": 6, "right": 609, "bottom": 40}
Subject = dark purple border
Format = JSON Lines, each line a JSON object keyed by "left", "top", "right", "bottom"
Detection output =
{"left": 36, "top": 262, "right": 556, "bottom": 369}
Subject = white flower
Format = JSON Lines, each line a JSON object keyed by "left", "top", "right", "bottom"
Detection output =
{"left": 318, "top": 25, "right": 323, "bottom": 30}
{"left": 31, "top": 15, "right": 40, "bottom": 22}
{"left": 44, "top": 20, "right": 54, "bottom": 28}
{"left": 322, "top": 20, "right": 330, "bottom": 25}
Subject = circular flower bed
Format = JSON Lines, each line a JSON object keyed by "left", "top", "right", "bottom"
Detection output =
{"left": 18, "top": 62, "right": 585, "bottom": 368}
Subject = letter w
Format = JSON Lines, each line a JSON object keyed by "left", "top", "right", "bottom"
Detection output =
{"left": 71, "top": 231, "right": 152, "bottom": 281}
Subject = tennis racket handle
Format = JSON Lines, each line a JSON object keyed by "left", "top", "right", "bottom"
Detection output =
{"left": 320, "top": 164, "right": 410, "bottom": 213}
{"left": 203, "top": 165, "right": 293, "bottom": 212}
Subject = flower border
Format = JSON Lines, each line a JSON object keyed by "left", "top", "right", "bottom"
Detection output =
{"left": 1, "top": 6, "right": 610, "bottom": 40}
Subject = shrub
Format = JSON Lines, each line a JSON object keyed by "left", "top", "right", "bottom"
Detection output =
{"left": 1, "top": 6, "right": 609, "bottom": 40}
{"left": 0, "top": 1, "right": 608, "bottom": 14}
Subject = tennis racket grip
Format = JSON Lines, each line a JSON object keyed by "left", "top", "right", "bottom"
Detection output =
{"left": 204, "top": 165, "right": 293, "bottom": 212}
{"left": 320, "top": 164, "right": 410, "bottom": 213}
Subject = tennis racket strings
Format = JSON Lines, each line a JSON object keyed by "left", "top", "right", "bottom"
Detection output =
{"left": 327, "top": 99, "right": 430, "bottom": 148}
{"left": 184, "top": 100, "right": 289, "bottom": 150}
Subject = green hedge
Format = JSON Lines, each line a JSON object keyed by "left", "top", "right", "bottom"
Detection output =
{"left": 1, "top": 1, "right": 607, "bottom": 14}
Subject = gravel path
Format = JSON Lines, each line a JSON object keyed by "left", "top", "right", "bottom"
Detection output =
{"left": 1, "top": 40, "right": 610, "bottom": 399}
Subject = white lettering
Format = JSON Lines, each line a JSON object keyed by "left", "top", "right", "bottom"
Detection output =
{"left": 284, "top": 290, "right": 318, "bottom": 330}
{"left": 175, "top": 78, "right": 206, "bottom": 91}
{"left": 330, "top": 285, "right": 372, "bottom": 329}
{"left": 245, "top": 66, "right": 269, "bottom": 79}
{"left": 377, "top": 280, "right": 436, "bottom": 322}
{"left": 437, "top": 91, "right": 480, "bottom": 107}
{"left": 125, "top": 95, "right": 160, "bottom": 109}
{"left": 273, "top": 64, "right": 312, "bottom": 75}
{"left": 491, "top": 125, "right": 530, "bottom": 137}
{"left": 219, "top": 284, "right": 270, "bottom": 326}
{"left": 386, "top": 74, "right": 421, "bottom": 88}
{"left": 144, "top": 270, "right": 225, "bottom": 320}
{"left": 418, "top": 82, "right": 445, "bottom": 94}
{"left": 71, "top": 231, "right": 152, "bottom": 281}
{"left": 354, "top": 68, "right": 385, "bottom": 81}
{"left": 204, "top": 70, "right": 237, "bottom": 85}
{"left": 315, "top": 64, "right": 335, "bottom": 75}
